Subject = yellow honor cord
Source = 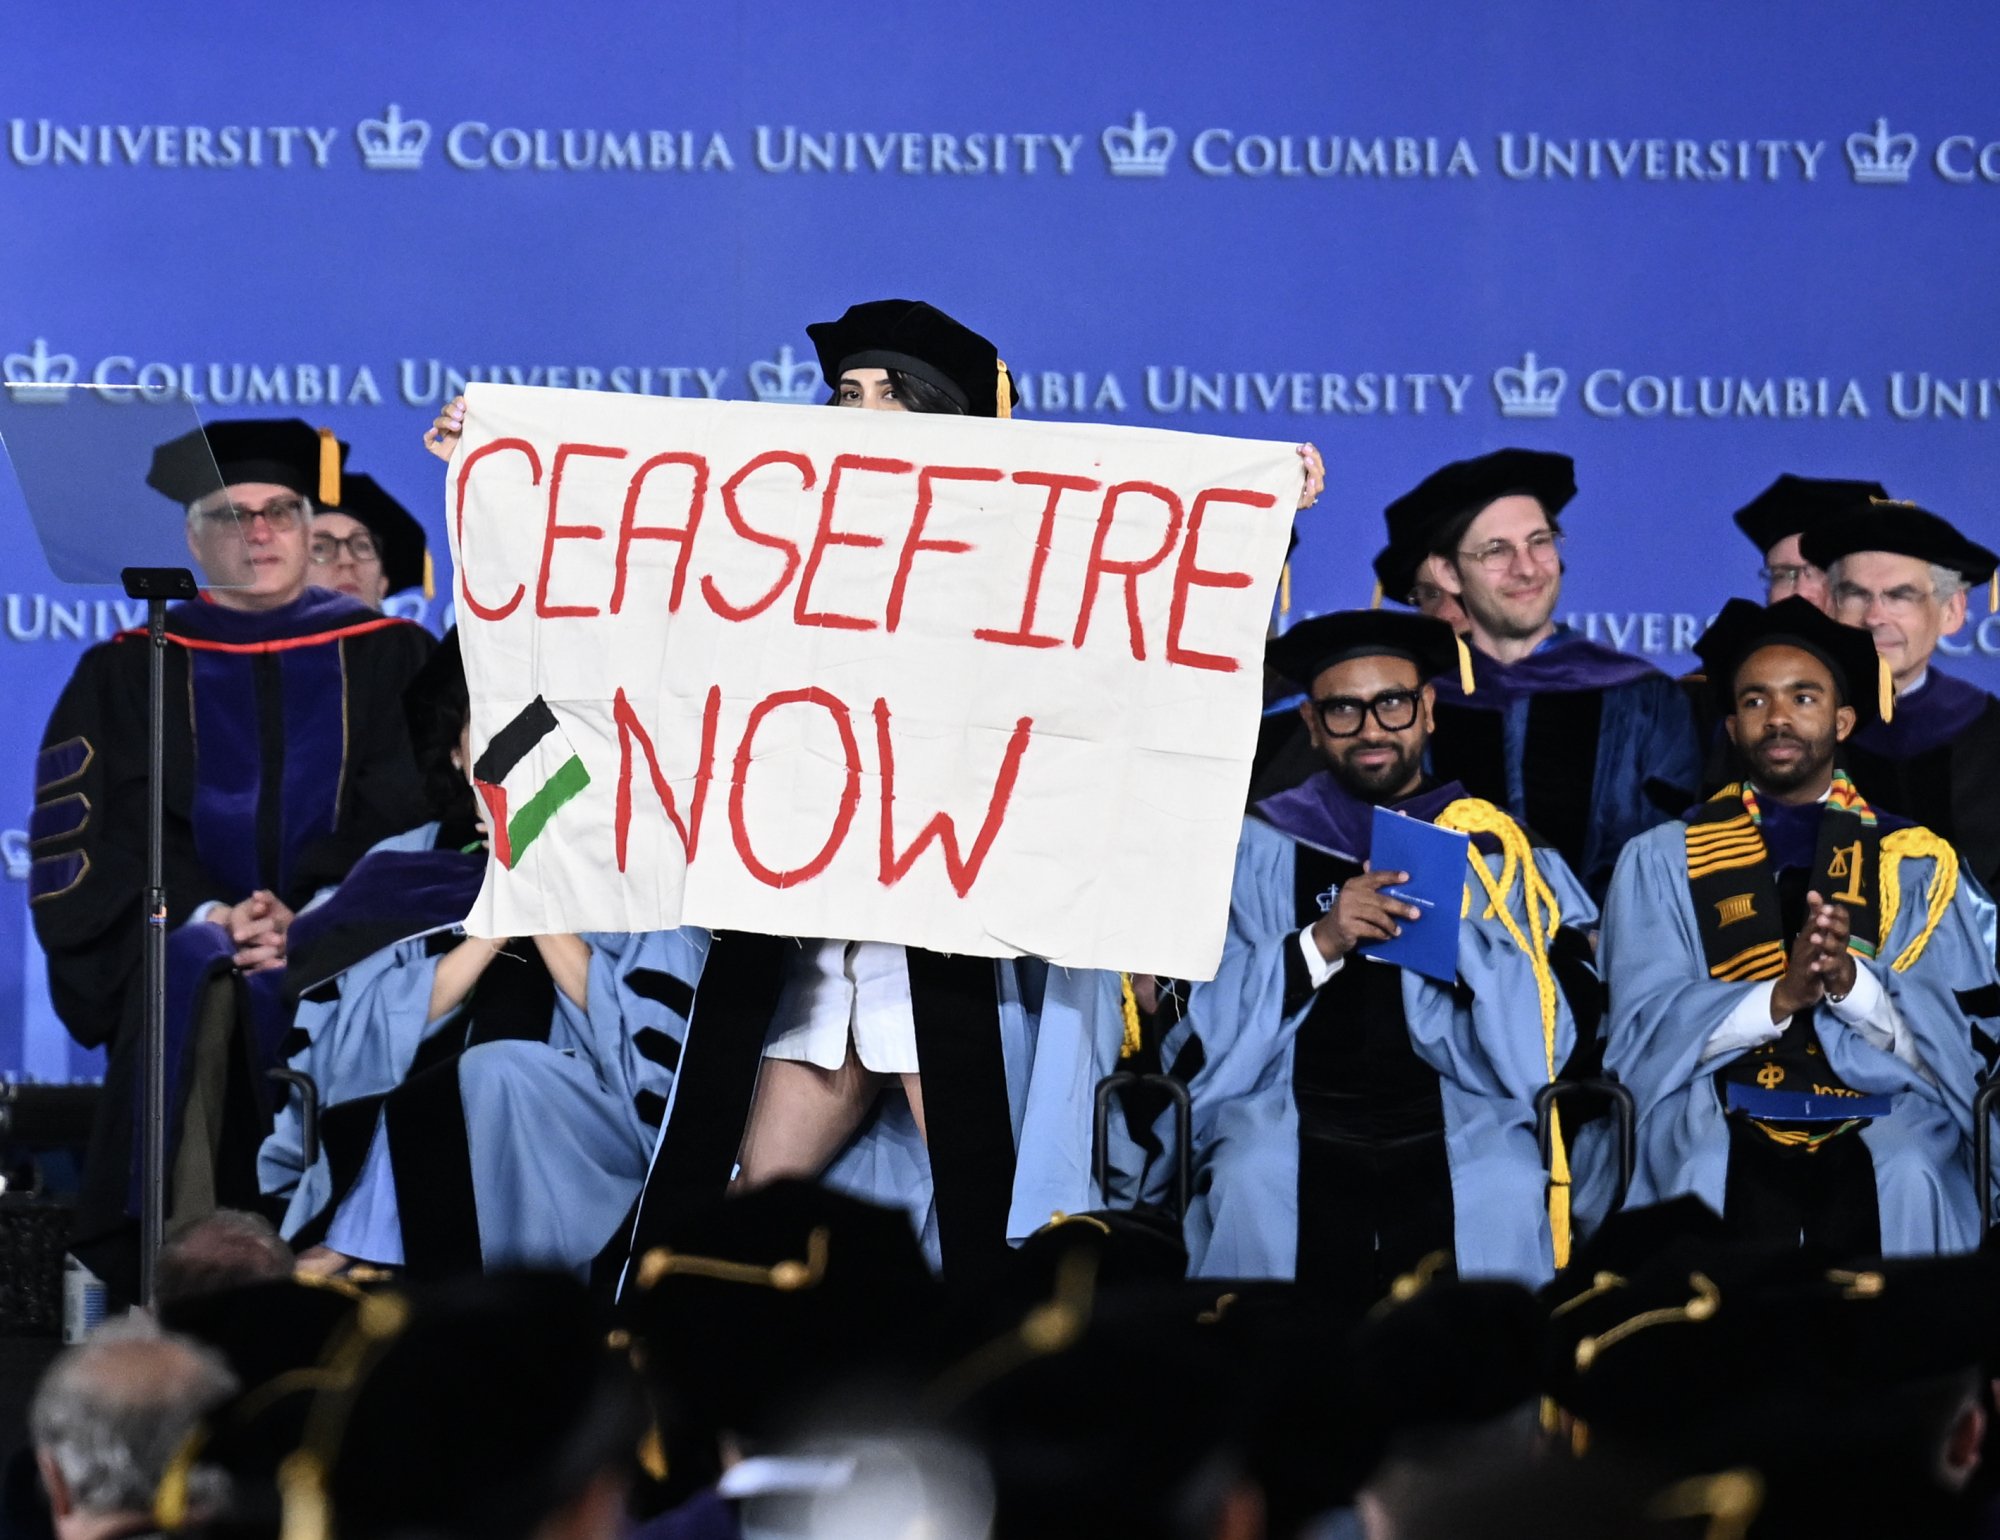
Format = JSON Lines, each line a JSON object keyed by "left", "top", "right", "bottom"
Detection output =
{"left": 1878, "top": 654, "right": 1895, "bottom": 725}
{"left": 1436, "top": 798, "right": 1569, "bottom": 1266}
{"left": 316, "top": 426, "right": 341, "bottom": 508}
{"left": 1117, "top": 973, "right": 1143, "bottom": 1059}
{"left": 1877, "top": 828, "right": 1958, "bottom": 972}
{"left": 995, "top": 359, "right": 1012, "bottom": 420}
{"left": 1455, "top": 634, "right": 1476, "bottom": 696}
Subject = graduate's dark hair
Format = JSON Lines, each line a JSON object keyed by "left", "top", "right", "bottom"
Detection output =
{"left": 402, "top": 629, "right": 477, "bottom": 826}
{"left": 825, "top": 367, "right": 966, "bottom": 415}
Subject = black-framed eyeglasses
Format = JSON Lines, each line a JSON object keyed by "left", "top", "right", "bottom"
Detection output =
{"left": 1455, "top": 528, "right": 1563, "bottom": 572}
{"left": 311, "top": 531, "right": 381, "bottom": 564}
{"left": 1311, "top": 689, "right": 1421, "bottom": 737}
{"left": 1758, "top": 561, "right": 1824, "bottom": 594}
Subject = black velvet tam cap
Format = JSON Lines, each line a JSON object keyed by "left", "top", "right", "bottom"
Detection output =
{"left": 806, "top": 298, "right": 1017, "bottom": 417}
{"left": 1729, "top": 473, "right": 1887, "bottom": 555}
{"left": 1266, "top": 609, "right": 1460, "bottom": 693}
{"left": 1692, "top": 596, "right": 1887, "bottom": 727}
{"left": 1382, "top": 448, "right": 1576, "bottom": 558}
{"left": 147, "top": 417, "right": 345, "bottom": 505}
{"left": 1800, "top": 500, "right": 1999, "bottom": 587}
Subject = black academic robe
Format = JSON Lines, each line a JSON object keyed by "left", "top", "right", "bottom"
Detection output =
{"left": 1837, "top": 667, "right": 2000, "bottom": 910}
{"left": 30, "top": 587, "right": 434, "bottom": 1047}
{"left": 31, "top": 587, "right": 431, "bottom": 1301}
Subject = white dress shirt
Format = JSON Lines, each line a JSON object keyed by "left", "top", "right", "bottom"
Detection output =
{"left": 762, "top": 939, "right": 920, "bottom": 1074}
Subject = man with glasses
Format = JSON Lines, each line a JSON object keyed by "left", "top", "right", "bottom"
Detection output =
{"left": 1144, "top": 610, "right": 1600, "bottom": 1297}
{"left": 1801, "top": 501, "right": 2000, "bottom": 904}
{"left": 1388, "top": 448, "right": 1699, "bottom": 900}
{"left": 29, "top": 417, "right": 434, "bottom": 1299}
{"left": 312, "top": 471, "right": 431, "bottom": 611}
{"left": 1731, "top": 472, "right": 1888, "bottom": 609}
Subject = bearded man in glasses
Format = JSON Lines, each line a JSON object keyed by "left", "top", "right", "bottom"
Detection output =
{"left": 1130, "top": 610, "right": 1601, "bottom": 1300}
{"left": 1388, "top": 449, "right": 1699, "bottom": 902}
{"left": 1800, "top": 500, "right": 2000, "bottom": 908}
{"left": 30, "top": 418, "right": 433, "bottom": 1300}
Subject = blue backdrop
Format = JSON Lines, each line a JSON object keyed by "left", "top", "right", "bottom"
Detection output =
{"left": 3, "top": 0, "right": 1996, "bottom": 1079}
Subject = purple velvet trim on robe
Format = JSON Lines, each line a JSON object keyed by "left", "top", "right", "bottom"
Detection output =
{"left": 1849, "top": 668, "right": 1996, "bottom": 759}
{"left": 1428, "top": 629, "right": 1667, "bottom": 710}
{"left": 1252, "top": 773, "right": 1471, "bottom": 860}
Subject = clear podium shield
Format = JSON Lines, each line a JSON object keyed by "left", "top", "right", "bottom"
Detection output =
{"left": 0, "top": 383, "right": 248, "bottom": 587}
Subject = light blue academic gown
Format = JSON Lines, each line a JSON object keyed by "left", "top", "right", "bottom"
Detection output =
{"left": 1064, "top": 812, "right": 1601, "bottom": 1287}
{"left": 262, "top": 825, "right": 712, "bottom": 1275}
{"left": 1601, "top": 822, "right": 2000, "bottom": 1255}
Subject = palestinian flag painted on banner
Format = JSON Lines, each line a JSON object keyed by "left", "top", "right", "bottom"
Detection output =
{"left": 471, "top": 696, "right": 591, "bottom": 869}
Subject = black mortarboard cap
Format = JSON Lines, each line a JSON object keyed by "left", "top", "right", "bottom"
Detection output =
{"left": 334, "top": 472, "right": 429, "bottom": 596}
{"left": 1729, "top": 473, "right": 1888, "bottom": 555}
{"left": 1693, "top": 596, "right": 1888, "bottom": 728}
{"left": 628, "top": 1179, "right": 942, "bottom": 1442}
{"left": 1800, "top": 500, "right": 1999, "bottom": 588}
{"left": 160, "top": 1276, "right": 361, "bottom": 1393}
{"left": 1372, "top": 539, "right": 1422, "bottom": 607}
{"left": 147, "top": 418, "right": 346, "bottom": 506}
{"left": 328, "top": 1272, "right": 643, "bottom": 1540}
{"left": 806, "top": 299, "right": 1018, "bottom": 417}
{"left": 1266, "top": 609, "right": 1461, "bottom": 693}
{"left": 1382, "top": 448, "right": 1577, "bottom": 558}
{"left": 1347, "top": 1274, "right": 1542, "bottom": 1478}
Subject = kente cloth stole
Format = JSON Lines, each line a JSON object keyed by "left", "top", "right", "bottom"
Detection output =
{"left": 1686, "top": 775, "right": 1883, "bottom": 1143}
{"left": 1684, "top": 775, "right": 1881, "bottom": 983}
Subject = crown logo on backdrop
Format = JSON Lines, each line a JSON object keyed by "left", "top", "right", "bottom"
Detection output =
{"left": 1844, "top": 118, "right": 1917, "bottom": 185}
{"left": 749, "top": 345, "right": 822, "bottom": 405}
{"left": 1492, "top": 352, "right": 1566, "bottom": 418}
{"left": 3, "top": 339, "right": 79, "bottom": 404}
{"left": 1101, "top": 111, "right": 1175, "bottom": 177}
{"left": 357, "top": 104, "right": 431, "bottom": 171}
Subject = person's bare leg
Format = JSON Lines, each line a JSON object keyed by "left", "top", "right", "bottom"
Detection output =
{"left": 899, "top": 1071, "right": 928, "bottom": 1144}
{"left": 734, "top": 1051, "right": 881, "bottom": 1188}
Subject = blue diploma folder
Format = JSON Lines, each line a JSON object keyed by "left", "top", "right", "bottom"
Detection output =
{"left": 1357, "top": 807, "right": 1470, "bottom": 985}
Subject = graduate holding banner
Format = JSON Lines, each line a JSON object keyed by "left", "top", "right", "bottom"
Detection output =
{"left": 1074, "top": 610, "right": 1600, "bottom": 1295}
{"left": 1602, "top": 597, "right": 2000, "bottom": 1254}
{"left": 426, "top": 299, "right": 1314, "bottom": 1281}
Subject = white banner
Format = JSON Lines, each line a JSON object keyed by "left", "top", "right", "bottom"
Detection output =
{"left": 448, "top": 382, "right": 1297, "bottom": 979}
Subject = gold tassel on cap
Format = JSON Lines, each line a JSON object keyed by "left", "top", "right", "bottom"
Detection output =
{"left": 1989, "top": 572, "right": 1996, "bottom": 614}
{"left": 1117, "top": 973, "right": 1142, "bottom": 1059}
{"left": 1369, "top": 579, "right": 1384, "bottom": 610}
{"left": 995, "top": 359, "right": 1012, "bottom": 420}
{"left": 316, "top": 427, "right": 341, "bottom": 508}
{"left": 1456, "top": 634, "right": 1476, "bottom": 696}
{"left": 1279, "top": 562, "right": 1292, "bottom": 623}
{"left": 422, "top": 550, "right": 436, "bottom": 601}
{"left": 1879, "top": 654, "right": 1894, "bottom": 725}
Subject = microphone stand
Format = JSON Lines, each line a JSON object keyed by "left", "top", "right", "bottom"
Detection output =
{"left": 119, "top": 566, "right": 197, "bottom": 1307}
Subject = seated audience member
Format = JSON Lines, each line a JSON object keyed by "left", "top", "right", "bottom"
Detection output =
{"left": 1543, "top": 1235, "right": 1990, "bottom": 1537}
{"left": 308, "top": 471, "right": 429, "bottom": 612}
{"left": 29, "top": 1318, "right": 237, "bottom": 1540}
{"left": 1087, "top": 611, "right": 1600, "bottom": 1296}
{"left": 316, "top": 1272, "right": 643, "bottom": 1540}
{"left": 1801, "top": 499, "right": 2000, "bottom": 905}
{"left": 30, "top": 418, "right": 433, "bottom": 1298}
{"left": 1387, "top": 449, "right": 1700, "bottom": 900}
{"left": 153, "top": 1209, "right": 293, "bottom": 1305}
{"left": 256, "top": 633, "right": 697, "bottom": 1279}
{"left": 1602, "top": 599, "right": 1999, "bottom": 1255}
